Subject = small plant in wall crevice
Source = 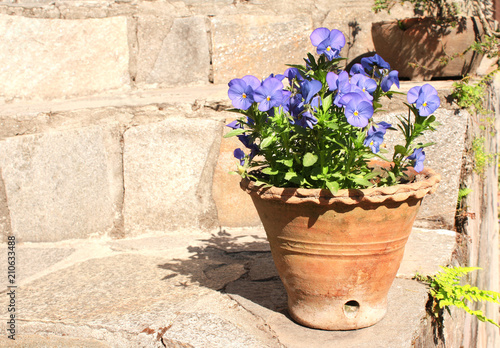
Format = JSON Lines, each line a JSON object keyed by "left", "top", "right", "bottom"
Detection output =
{"left": 415, "top": 266, "right": 500, "bottom": 329}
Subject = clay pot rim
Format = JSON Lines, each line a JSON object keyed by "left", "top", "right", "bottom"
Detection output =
{"left": 240, "top": 166, "right": 441, "bottom": 205}
{"left": 372, "top": 15, "right": 475, "bottom": 25}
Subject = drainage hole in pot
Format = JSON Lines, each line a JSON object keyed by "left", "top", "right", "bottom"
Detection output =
{"left": 343, "top": 300, "right": 360, "bottom": 319}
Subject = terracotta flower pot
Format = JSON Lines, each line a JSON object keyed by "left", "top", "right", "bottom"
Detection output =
{"left": 240, "top": 167, "right": 441, "bottom": 330}
{"left": 371, "top": 17, "right": 483, "bottom": 81}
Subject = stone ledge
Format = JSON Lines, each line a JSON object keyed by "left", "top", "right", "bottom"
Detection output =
{"left": 0, "top": 81, "right": 457, "bottom": 117}
{"left": 0, "top": 227, "right": 457, "bottom": 347}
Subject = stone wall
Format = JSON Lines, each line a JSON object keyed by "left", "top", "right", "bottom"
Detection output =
{"left": 0, "top": 0, "right": 415, "bottom": 102}
{"left": 457, "top": 75, "right": 500, "bottom": 348}
{"left": 0, "top": 0, "right": 417, "bottom": 241}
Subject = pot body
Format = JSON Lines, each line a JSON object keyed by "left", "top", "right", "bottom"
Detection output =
{"left": 371, "top": 17, "right": 483, "bottom": 81}
{"left": 241, "top": 168, "right": 440, "bottom": 330}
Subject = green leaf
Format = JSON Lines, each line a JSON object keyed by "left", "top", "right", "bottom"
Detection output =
{"left": 253, "top": 180, "right": 272, "bottom": 188}
{"left": 303, "top": 152, "right": 318, "bottom": 167}
{"left": 261, "top": 167, "right": 279, "bottom": 175}
{"left": 322, "top": 94, "right": 333, "bottom": 112}
{"left": 277, "top": 158, "right": 293, "bottom": 167}
{"left": 325, "top": 181, "right": 339, "bottom": 194}
{"left": 416, "top": 142, "right": 436, "bottom": 149}
{"left": 373, "top": 101, "right": 383, "bottom": 110}
{"left": 223, "top": 128, "right": 246, "bottom": 138}
{"left": 260, "top": 136, "right": 275, "bottom": 149}
{"left": 352, "top": 176, "right": 373, "bottom": 187}
{"left": 285, "top": 64, "right": 306, "bottom": 71}
{"left": 324, "top": 121, "right": 339, "bottom": 130}
{"left": 394, "top": 145, "right": 408, "bottom": 156}
{"left": 285, "top": 171, "right": 298, "bottom": 181}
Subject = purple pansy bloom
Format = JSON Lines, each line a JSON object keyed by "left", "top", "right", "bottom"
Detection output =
{"left": 296, "top": 109, "right": 319, "bottom": 129}
{"left": 328, "top": 71, "right": 351, "bottom": 106}
{"left": 407, "top": 84, "right": 440, "bottom": 117}
{"left": 351, "top": 74, "right": 377, "bottom": 100}
{"left": 339, "top": 92, "right": 374, "bottom": 128}
{"left": 228, "top": 78, "right": 256, "bottom": 110}
{"left": 226, "top": 120, "right": 242, "bottom": 129}
{"left": 363, "top": 121, "right": 392, "bottom": 153}
{"left": 349, "top": 63, "right": 367, "bottom": 76}
{"left": 364, "top": 129, "right": 385, "bottom": 153}
{"left": 310, "top": 28, "right": 346, "bottom": 60}
{"left": 407, "top": 148, "right": 426, "bottom": 173}
{"left": 283, "top": 67, "right": 304, "bottom": 85}
{"left": 237, "top": 133, "right": 259, "bottom": 159}
{"left": 234, "top": 148, "right": 245, "bottom": 166}
{"left": 254, "top": 77, "right": 284, "bottom": 112}
{"left": 283, "top": 93, "right": 305, "bottom": 122}
{"left": 300, "top": 79, "right": 323, "bottom": 103}
{"left": 381, "top": 70, "right": 400, "bottom": 92}
{"left": 373, "top": 121, "right": 392, "bottom": 134}
{"left": 361, "top": 54, "right": 391, "bottom": 77}
{"left": 326, "top": 72, "right": 339, "bottom": 92}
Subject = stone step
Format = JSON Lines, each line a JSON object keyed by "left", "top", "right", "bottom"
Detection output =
{"left": 0, "top": 227, "right": 457, "bottom": 347}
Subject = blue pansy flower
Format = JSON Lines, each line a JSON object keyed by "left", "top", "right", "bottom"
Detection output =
{"left": 228, "top": 79, "right": 255, "bottom": 110}
{"left": 283, "top": 67, "right": 305, "bottom": 86}
{"left": 364, "top": 129, "right": 385, "bottom": 153}
{"left": 363, "top": 121, "right": 392, "bottom": 153}
{"left": 349, "top": 63, "right": 367, "bottom": 76}
{"left": 350, "top": 74, "right": 377, "bottom": 100}
{"left": 407, "top": 148, "right": 426, "bottom": 173}
{"left": 339, "top": 92, "right": 374, "bottom": 128}
{"left": 361, "top": 54, "right": 390, "bottom": 77}
{"left": 300, "top": 79, "right": 323, "bottom": 103}
{"left": 327, "top": 71, "right": 351, "bottom": 106}
{"left": 227, "top": 75, "right": 261, "bottom": 110}
{"left": 254, "top": 77, "right": 284, "bottom": 112}
{"left": 381, "top": 70, "right": 400, "bottom": 92}
{"left": 310, "top": 28, "right": 346, "bottom": 61}
{"left": 283, "top": 92, "right": 304, "bottom": 120}
{"left": 233, "top": 148, "right": 245, "bottom": 166}
{"left": 407, "top": 84, "right": 440, "bottom": 117}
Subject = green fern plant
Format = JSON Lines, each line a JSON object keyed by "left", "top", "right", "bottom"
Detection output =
{"left": 420, "top": 266, "right": 500, "bottom": 327}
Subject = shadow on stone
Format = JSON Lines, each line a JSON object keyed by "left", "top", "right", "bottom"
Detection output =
{"left": 158, "top": 229, "right": 288, "bottom": 312}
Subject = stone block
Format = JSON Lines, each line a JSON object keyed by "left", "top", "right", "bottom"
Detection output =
{"left": 137, "top": 16, "right": 210, "bottom": 87}
{"left": 397, "top": 228, "right": 457, "bottom": 278}
{"left": 0, "top": 168, "right": 11, "bottom": 240}
{"left": 0, "top": 246, "right": 75, "bottom": 289}
{"left": 0, "top": 126, "right": 115, "bottom": 242}
{"left": 123, "top": 117, "right": 223, "bottom": 235}
{"left": 211, "top": 14, "right": 312, "bottom": 84}
{"left": 0, "top": 15, "right": 130, "bottom": 101}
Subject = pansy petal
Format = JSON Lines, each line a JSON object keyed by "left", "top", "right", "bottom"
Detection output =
{"left": 301, "top": 79, "right": 323, "bottom": 103}
{"left": 417, "top": 94, "right": 440, "bottom": 116}
{"left": 328, "top": 29, "right": 346, "bottom": 50}
{"left": 421, "top": 83, "right": 438, "bottom": 96}
{"left": 242, "top": 75, "right": 261, "bottom": 90}
{"left": 407, "top": 86, "right": 421, "bottom": 104}
{"left": 349, "top": 63, "right": 367, "bottom": 76}
{"left": 310, "top": 27, "right": 331, "bottom": 46}
{"left": 326, "top": 72, "right": 338, "bottom": 91}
